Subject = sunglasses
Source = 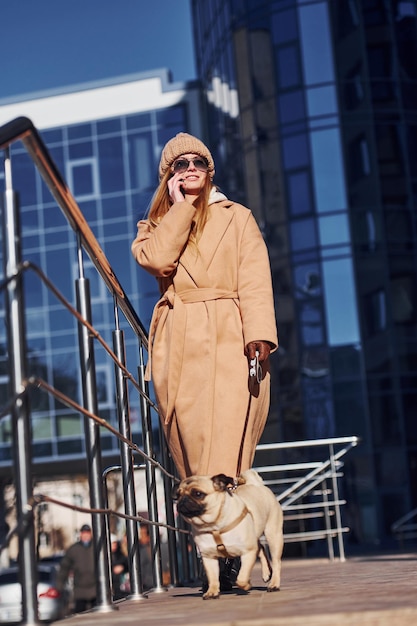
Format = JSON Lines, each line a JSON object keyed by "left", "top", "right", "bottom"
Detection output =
{"left": 172, "top": 157, "right": 209, "bottom": 174}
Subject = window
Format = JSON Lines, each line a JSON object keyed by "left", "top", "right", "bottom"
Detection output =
{"left": 298, "top": 1, "right": 334, "bottom": 85}
{"left": 97, "top": 118, "right": 122, "bottom": 134}
{"left": 290, "top": 218, "right": 318, "bottom": 251}
{"left": 96, "top": 364, "right": 114, "bottom": 408}
{"left": 282, "top": 134, "right": 309, "bottom": 169}
{"left": 369, "top": 393, "right": 401, "bottom": 446}
{"left": 375, "top": 124, "right": 404, "bottom": 176}
{"left": 352, "top": 210, "right": 380, "bottom": 251}
{"left": 11, "top": 152, "right": 37, "bottom": 206}
{"left": 365, "top": 289, "right": 387, "bottom": 335}
{"left": 24, "top": 250, "right": 44, "bottom": 307}
{"left": 53, "top": 354, "right": 78, "bottom": 411}
{"left": 98, "top": 136, "right": 125, "bottom": 193}
{"left": 287, "top": 171, "right": 313, "bottom": 215}
{"left": 311, "top": 128, "right": 348, "bottom": 212}
{"left": 42, "top": 128, "right": 63, "bottom": 144}
{"left": 368, "top": 45, "right": 394, "bottom": 101}
{"left": 67, "top": 158, "right": 99, "bottom": 198}
{"left": 318, "top": 214, "right": 351, "bottom": 247}
{"left": 47, "top": 249, "right": 72, "bottom": 303}
{"left": 322, "top": 258, "right": 360, "bottom": 345}
{"left": 126, "top": 112, "right": 151, "bottom": 130}
{"left": 68, "top": 141, "right": 93, "bottom": 159}
{"left": 128, "top": 132, "right": 154, "bottom": 190}
{"left": 294, "top": 263, "right": 321, "bottom": 298}
{"left": 32, "top": 414, "right": 53, "bottom": 441}
{"left": 349, "top": 135, "right": 372, "bottom": 182}
{"left": 345, "top": 66, "right": 365, "bottom": 109}
{"left": 276, "top": 46, "right": 301, "bottom": 88}
{"left": 306, "top": 85, "right": 338, "bottom": 118}
{"left": 337, "top": 0, "right": 360, "bottom": 37}
{"left": 299, "top": 302, "right": 324, "bottom": 346}
{"left": 68, "top": 123, "right": 92, "bottom": 140}
{"left": 156, "top": 105, "right": 186, "bottom": 126}
{"left": 385, "top": 209, "right": 413, "bottom": 250}
{"left": 272, "top": 8, "right": 298, "bottom": 44}
{"left": 278, "top": 90, "right": 306, "bottom": 124}
{"left": 0, "top": 376, "right": 11, "bottom": 443}
{"left": 56, "top": 412, "right": 83, "bottom": 438}
{"left": 390, "top": 276, "right": 415, "bottom": 324}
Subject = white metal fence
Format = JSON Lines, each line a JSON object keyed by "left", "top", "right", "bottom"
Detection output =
{"left": 255, "top": 436, "right": 360, "bottom": 561}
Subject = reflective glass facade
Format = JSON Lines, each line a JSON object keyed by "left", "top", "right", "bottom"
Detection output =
{"left": 192, "top": 0, "right": 417, "bottom": 545}
{"left": 0, "top": 80, "right": 198, "bottom": 471}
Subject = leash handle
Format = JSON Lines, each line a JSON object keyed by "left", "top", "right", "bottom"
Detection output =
{"left": 236, "top": 351, "right": 261, "bottom": 477}
{"left": 249, "top": 350, "right": 261, "bottom": 383}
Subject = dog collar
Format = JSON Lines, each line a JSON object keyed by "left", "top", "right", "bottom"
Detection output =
{"left": 212, "top": 505, "right": 250, "bottom": 558}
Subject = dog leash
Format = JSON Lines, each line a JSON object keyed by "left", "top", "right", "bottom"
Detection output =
{"left": 213, "top": 350, "right": 259, "bottom": 562}
{"left": 235, "top": 395, "right": 251, "bottom": 479}
{"left": 212, "top": 505, "right": 250, "bottom": 558}
{"left": 235, "top": 351, "right": 261, "bottom": 478}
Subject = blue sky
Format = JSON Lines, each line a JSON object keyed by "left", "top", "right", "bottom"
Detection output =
{"left": 0, "top": 0, "right": 196, "bottom": 100}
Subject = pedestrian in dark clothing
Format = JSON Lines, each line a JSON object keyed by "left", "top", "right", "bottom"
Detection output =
{"left": 110, "top": 534, "right": 128, "bottom": 599}
{"left": 57, "top": 524, "right": 96, "bottom": 613}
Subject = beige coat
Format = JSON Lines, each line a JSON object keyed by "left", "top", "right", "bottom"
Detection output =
{"left": 131, "top": 197, "right": 278, "bottom": 479}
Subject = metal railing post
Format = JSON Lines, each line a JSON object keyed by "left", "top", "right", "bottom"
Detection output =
{"left": 321, "top": 476, "right": 334, "bottom": 561}
{"left": 329, "top": 443, "right": 346, "bottom": 561}
{"left": 75, "top": 274, "right": 114, "bottom": 611}
{"left": 137, "top": 345, "right": 165, "bottom": 592}
{"left": 1, "top": 148, "right": 39, "bottom": 625}
{"left": 159, "top": 430, "right": 180, "bottom": 586}
{"left": 177, "top": 514, "right": 192, "bottom": 583}
{"left": 112, "top": 314, "right": 145, "bottom": 599}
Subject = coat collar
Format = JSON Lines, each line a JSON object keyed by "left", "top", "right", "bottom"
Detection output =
{"left": 208, "top": 187, "right": 228, "bottom": 205}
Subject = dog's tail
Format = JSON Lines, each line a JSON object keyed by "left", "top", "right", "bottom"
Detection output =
{"left": 238, "top": 469, "right": 264, "bottom": 486}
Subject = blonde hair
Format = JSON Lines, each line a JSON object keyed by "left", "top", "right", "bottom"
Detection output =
{"left": 148, "top": 171, "right": 212, "bottom": 247}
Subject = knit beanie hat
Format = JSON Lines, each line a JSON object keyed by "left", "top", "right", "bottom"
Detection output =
{"left": 158, "top": 132, "right": 215, "bottom": 180}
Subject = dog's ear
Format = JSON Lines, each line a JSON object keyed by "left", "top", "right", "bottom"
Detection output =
{"left": 171, "top": 482, "right": 180, "bottom": 501}
{"left": 211, "top": 474, "right": 235, "bottom": 491}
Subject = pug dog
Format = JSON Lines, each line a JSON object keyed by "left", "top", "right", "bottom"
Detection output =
{"left": 174, "top": 469, "right": 284, "bottom": 599}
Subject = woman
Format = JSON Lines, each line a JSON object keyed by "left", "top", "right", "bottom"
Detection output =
{"left": 131, "top": 133, "right": 278, "bottom": 480}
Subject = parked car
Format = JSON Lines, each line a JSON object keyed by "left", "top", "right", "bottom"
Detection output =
{"left": 0, "top": 564, "right": 65, "bottom": 623}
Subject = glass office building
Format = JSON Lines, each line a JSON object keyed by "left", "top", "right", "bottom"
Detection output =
{"left": 191, "top": 0, "right": 417, "bottom": 545}
{"left": 0, "top": 71, "right": 203, "bottom": 475}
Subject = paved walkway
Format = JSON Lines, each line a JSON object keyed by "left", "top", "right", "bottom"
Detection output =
{"left": 59, "top": 551, "right": 417, "bottom": 626}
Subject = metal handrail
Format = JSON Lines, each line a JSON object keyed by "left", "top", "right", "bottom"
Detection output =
{"left": 391, "top": 507, "right": 417, "bottom": 547}
{"left": 0, "top": 116, "right": 159, "bottom": 622}
{"left": 391, "top": 507, "right": 417, "bottom": 532}
{"left": 257, "top": 436, "right": 360, "bottom": 451}
{"left": 0, "top": 116, "right": 148, "bottom": 347}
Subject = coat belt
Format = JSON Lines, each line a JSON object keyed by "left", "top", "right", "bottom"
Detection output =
{"left": 147, "top": 288, "right": 239, "bottom": 423}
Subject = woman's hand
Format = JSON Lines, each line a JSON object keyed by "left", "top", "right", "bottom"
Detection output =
{"left": 245, "top": 340, "right": 271, "bottom": 362}
{"left": 168, "top": 172, "right": 186, "bottom": 204}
